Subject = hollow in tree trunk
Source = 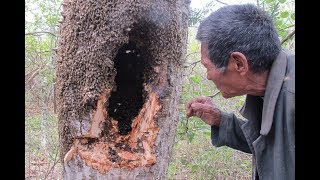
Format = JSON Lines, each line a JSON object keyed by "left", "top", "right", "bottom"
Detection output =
{"left": 56, "top": 0, "right": 190, "bottom": 179}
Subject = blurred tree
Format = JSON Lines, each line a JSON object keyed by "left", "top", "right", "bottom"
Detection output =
{"left": 25, "top": 0, "right": 62, "bottom": 160}
{"left": 189, "top": 1, "right": 216, "bottom": 27}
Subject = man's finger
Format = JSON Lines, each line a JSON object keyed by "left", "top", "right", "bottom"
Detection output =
{"left": 191, "top": 103, "right": 213, "bottom": 113}
{"left": 186, "top": 108, "right": 192, "bottom": 117}
{"left": 185, "top": 96, "right": 213, "bottom": 118}
{"left": 197, "top": 96, "right": 212, "bottom": 103}
{"left": 188, "top": 97, "right": 211, "bottom": 105}
{"left": 195, "top": 111, "right": 203, "bottom": 118}
{"left": 185, "top": 99, "right": 199, "bottom": 116}
{"left": 190, "top": 96, "right": 211, "bottom": 104}
{"left": 186, "top": 102, "right": 194, "bottom": 116}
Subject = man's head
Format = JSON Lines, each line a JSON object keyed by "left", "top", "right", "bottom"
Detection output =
{"left": 196, "top": 4, "right": 281, "bottom": 98}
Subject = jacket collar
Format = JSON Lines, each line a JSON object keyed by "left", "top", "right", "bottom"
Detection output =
{"left": 260, "top": 50, "right": 288, "bottom": 135}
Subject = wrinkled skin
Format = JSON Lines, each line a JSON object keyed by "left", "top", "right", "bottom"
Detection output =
{"left": 185, "top": 43, "right": 241, "bottom": 126}
{"left": 185, "top": 42, "right": 267, "bottom": 126}
{"left": 186, "top": 96, "right": 221, "bottom": 126}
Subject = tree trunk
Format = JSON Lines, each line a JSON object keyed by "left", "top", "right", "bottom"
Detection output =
{"left": 40, "top": 93, "right": 48, "bottom": 154}
{"left": 56, "top": 0, "right": 190, "bottom": 179}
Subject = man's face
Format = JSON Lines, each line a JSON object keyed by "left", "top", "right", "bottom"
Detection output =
{"left": 200, "top": 43, "right": 246, "bottom": 98}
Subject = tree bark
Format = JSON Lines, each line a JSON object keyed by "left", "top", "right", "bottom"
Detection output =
{"left": 56, "top": 0, "right": 190, "bottom": 179}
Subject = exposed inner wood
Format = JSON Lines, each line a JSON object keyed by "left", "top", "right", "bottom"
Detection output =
{"left": 64, "top": 90, "right": 161, "bottom": 174}
{"left": 63, "top": 145, "right": 77, "bottom": 162}
{"left": 83, "top": 87, "right": 111, "bottom": 138}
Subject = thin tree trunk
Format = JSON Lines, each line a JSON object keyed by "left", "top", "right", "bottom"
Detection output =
{"left": 56, "top": 0, "right": 189, "bottom": 179}
{"left": 41, "top": 90, "right": 48, "bottom": 155}
{"left": 53, "top": 82, "right": 56, "bottom": 114}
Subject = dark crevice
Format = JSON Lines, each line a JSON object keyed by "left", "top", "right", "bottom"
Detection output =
{"left": 107, "top": 41, "right": 145, "bottom": 135}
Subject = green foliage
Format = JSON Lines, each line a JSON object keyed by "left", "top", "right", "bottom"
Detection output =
{"left": 260, "top": 0, "right": 295, "bottom": 50}
{"left": 168, "top": 130, "right": 251, "bottom": 179}
{"left": 190, "top": 74, "right": 201, "bottom": 85}
{"left": 25, "top": 0, "right": 62, "bottom": 178}
{"left": 280, "top": 11, "right": 289, "bottom": 18}
{"left": 188, "top": 1, "right": 216, "bottom": 26}
{"left": 25, "top": 0, "right": 62, "bottom": 109}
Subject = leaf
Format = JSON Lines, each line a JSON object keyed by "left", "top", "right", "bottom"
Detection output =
{"left": 202, "top": 131, "right": 211, "bottom": 138}
{"left": 279, "top": 0, "right": 286, "bottom": 3}
{"left": 280, "top": 11, "right": 289, "bottom": 18}
{"left": 202, "top": 89, "right": 210, "bottom": 96}
{"left": 190, "top": 74, "right": 201, "bottom": 84}
{"left": 187, "top": 132, "right": 195, "bottom": 143}
{"left": 241, "top": 160, "right": 251, "bottom": 168}
{"left": 275, "top": 19, "right": 283, "bottom": 27}
{"left": 191, "top": 164, "right": 200, "bottom": 172}
{"left": 290, "top": 13, "right": 295, "bottom": 20}
{"left": 180, "top": 158, "right": 189, "bottom": 166}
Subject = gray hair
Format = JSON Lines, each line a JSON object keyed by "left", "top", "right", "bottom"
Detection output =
{"left": 196, "top": 4, "right": 281, "bottom": 73}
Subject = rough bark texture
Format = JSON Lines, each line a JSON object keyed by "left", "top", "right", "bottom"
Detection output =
{"left": 56, "top": 0, "right": 190, "bottom": 179}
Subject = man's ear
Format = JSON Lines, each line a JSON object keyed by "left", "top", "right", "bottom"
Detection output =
{"left": 230, "top": 52, "right": 249, "bottom": 75}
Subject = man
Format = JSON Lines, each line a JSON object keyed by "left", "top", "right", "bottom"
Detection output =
{"left": 185, "top": 4, "right": 294, "bottom": 180}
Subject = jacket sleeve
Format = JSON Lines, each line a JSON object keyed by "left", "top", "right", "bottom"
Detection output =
{"left": 211, "top": 111, "right": 252, "bottom": 153}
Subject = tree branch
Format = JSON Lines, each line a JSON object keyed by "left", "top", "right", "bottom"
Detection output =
{"left": 281, "top": 30, "right": 295, "bottom": 44}
{"left": 44, "top": 146, "right": 60, "bottom": 180}
{"left": 26, "top": 69, "right": 40, "bottom": 86}
{"left": 279, "top": 24, "right": 295, "bottom": 32}
{"left": 25, "top": 31, "right": 56, "bottom": 37}
{"left": 25, "top": 62, "right": 48, "bottom": 86}
{"left": 215, "top": 0, "right": 228, "bottom": 5}
{"left": 186, "top": 51, "right": 200, "bottom": 58}
{"left": 40, "top": 50, "right": 56, "bottom": 54}
{"left": 184, "top": 60, "right": 201, "bottom": 68}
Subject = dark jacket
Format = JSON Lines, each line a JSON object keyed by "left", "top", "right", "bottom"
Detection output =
{"left": 211, "top": 49, "right": 295, "bottom": 180}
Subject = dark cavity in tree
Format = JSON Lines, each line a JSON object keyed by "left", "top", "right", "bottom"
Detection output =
{"left": 107, "top": 41, "right": 145, "bottom": 135}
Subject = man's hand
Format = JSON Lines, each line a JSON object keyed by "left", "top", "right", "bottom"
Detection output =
{"left": 186, "top": 96, "right": 221, "bottom": 126}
